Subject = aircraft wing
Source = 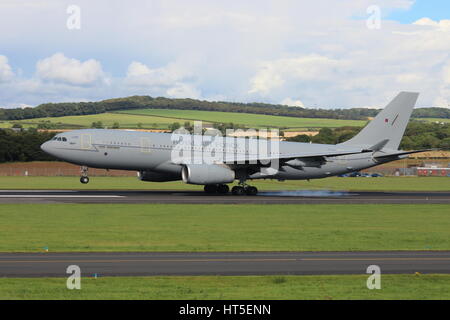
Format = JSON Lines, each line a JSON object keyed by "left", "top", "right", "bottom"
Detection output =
{"left": 221, "top": 148, "right": 372, "bottom": 165}
{"left": 172, "top": 146, "right": 373, "bottom": 166}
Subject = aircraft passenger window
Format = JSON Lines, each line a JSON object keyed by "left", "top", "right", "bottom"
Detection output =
{"left": 62, "top": 138, "right": 67, "bottom": 142}
{"left": 57, "top": 137, "right": 62, "bottom": 141}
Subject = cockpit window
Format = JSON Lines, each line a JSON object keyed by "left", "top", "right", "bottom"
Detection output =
{"left": 52, "top": 136, "right": 67, "bottom": 142}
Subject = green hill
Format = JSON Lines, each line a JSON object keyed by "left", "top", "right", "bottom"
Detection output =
{"left": 115, "top": 109, "right": 367, "bottom": 129}
{"left": 1, "top": 108, "right": 366, "bottom": 130}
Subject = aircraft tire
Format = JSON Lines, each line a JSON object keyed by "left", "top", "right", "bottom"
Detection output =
{"left": 80, "top": 176, "right": 89, "bottom": 184}
{"left": 217, "top": 184, "right": 230, "bottom": 194}
{"left": 245, "top": 186, "right": 258, "bottom": 196}
{"left": 231, "top": 186, "right": 245, "bottom": 196}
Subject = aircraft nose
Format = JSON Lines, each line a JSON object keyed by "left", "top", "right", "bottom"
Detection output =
{"left": 40, "top": 141, "right": 50, "bottom": 153}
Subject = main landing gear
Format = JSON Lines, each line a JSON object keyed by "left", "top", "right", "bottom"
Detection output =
{"left": 203, "top": 182, "right": 258, "bottom": 196}
{"left": 80, "top": 166, "right": 89, "bottom": 184}
{"left": 231, "top": 184, "right": 258, "bottom": 196}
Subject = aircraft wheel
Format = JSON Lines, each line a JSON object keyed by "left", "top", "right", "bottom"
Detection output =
{"left": 245, "top": 186, "right": 258, "bottom": 196}
{"left": 231, "top": 186, "right": 245, "bottom": 196}
{"left": 217, "top": 184, "right": 230, "bottom": 194}
{"left": 80, "top": 176, "right": 89, "bottom": 184}
{"left": 204, "top": 184, "right": 218, "bottom": 194}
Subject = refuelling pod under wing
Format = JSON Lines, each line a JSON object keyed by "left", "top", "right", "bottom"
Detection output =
{"left": 182, "top": 164, "right": 235, "bottom": 185}
{"left": 284, "top": 157, "right": 325, "bottom": 169}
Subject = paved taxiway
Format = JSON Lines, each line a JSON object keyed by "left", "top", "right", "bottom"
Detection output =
{"left": 1, "top": 190, "right": 450, "bottom": 204}
{"left": 1, "top": 251, "right": 449, "bottom": 277}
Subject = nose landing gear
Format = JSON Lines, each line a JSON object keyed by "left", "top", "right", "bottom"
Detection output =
{"left": 80, "top": 176, "right": 89, "bottom": 184}
{"left": 80, "top": 166, "right": 89, "bottom": 184}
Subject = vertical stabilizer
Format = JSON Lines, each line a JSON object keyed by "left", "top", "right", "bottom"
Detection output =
{"left": 340, "top": 92, "right": 419, "bottom": 150}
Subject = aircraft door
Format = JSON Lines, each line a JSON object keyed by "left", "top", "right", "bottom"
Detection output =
{"left": 140, "top": 138, "right": 151, "bottom": 153}
{"left": 81, "top": 134, "right": 93, "bottom": 150}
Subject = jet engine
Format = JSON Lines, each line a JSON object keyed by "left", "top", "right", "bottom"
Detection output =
{"left": 138, "top": 170, "right": 180, "bottom": 182}
{"left": 181, "top": 164, "right": 235, "bottom": 185}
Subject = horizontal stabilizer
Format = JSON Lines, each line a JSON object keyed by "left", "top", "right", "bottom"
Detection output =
{"left": 374, "top": 149, "right": 435, "bottom": 159}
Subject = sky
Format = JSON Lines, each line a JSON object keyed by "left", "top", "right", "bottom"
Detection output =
{"left": 0, "top": 0, "right": 449, "bottom": 109}
{"left": 387, "top": 0, "right": 450, "bottom": 23}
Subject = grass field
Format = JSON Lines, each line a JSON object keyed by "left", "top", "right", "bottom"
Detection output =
{"left": 1, "top": 274, "right": 449, "bottom": 300}
{"left": 5, "top": 113, "right": 186, "bottom": 129}
{"left": 1, "top": 176, "right": 450, "bottom": 191}
{"left": 1, "top": 204, "right": 449, "bottom": 252}
{"left": 116, "top": 109, "right": 367, "bottom": 129}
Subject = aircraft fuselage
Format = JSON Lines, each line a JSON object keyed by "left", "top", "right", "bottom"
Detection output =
{"left": 41, "top": 129, "right": 392, "bottom": 181}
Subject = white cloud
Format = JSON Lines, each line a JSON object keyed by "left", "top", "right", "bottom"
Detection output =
{"left": 166, "top": 83, "right": 201, "bottom": 99}
{"left": 127, "top": 61, "right": 152, "bottom": 77}
{"left": 280, "top": 98, "right": 305, "bottom": 108}
{"left": 248, "top": 66, "right": 285, "bottom": 95}
{"left": 2, "top": 1, "right": 450, "bottom": 109}
{"left": 443, "top": 63, "right": 450, "bottom": 85}
{"left": 249, "top": 55, "right": 343, "bottom": 95}
{"left": 434, "top": 61, "right": 450, "bottom": 108}
{"left": 0, "top": 55, "right": 14, "bottom": 82}
{"left": 36, "top": 53, "right": 105, "bottom": 86}
{"left": 396, "top": 73, "right": 423, "bottom": 84}
{"left": 124, "top": 60, "right": 201, "bottom": 99}
{"left": 413, "top": 18, "right": 450, "bottom": 30}
{"left": 125, "top": 61, "right": 191, "bottom": 87}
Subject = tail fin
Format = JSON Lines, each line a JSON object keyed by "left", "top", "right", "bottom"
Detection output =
{"left": 340, "top": 92, "right": 419, "bottom": 150}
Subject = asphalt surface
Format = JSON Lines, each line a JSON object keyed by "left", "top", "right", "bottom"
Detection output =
{"left": 1, "top": 189, "right": 450, "bottom": 204}
{"left": 1, "top": 251, "right": 449, "bottom": 277}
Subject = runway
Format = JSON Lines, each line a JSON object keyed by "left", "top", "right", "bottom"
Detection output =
{"left": 1, "top": 251, "right": 449, "bottom": 277}
{"left": 1, "top": 189, "right": 450, "bottom": 204}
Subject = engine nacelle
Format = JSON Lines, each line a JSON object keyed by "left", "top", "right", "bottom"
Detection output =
{"left": 181, "top": 164, "right": 235, "bottom": 185}
{"left": 138, "top": 170, "right": 180, "bottom": 182}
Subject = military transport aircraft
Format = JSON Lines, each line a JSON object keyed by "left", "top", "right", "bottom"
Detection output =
{"left": 41, "top": 92, "right": 427, "bottom": 195}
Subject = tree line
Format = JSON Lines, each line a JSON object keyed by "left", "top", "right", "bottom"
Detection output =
{"left": 285, "top": 121, "right": 450, "bottom": 150}
{"left": 0, "top": 129, "right": 56, "bottom": 163}
{"left": 1, "top": 96, "right": 449, "bottom": 122}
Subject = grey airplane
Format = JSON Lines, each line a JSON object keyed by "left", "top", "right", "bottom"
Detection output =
{"left": 41, "top": 92, "right": 427, "bottom": 195}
